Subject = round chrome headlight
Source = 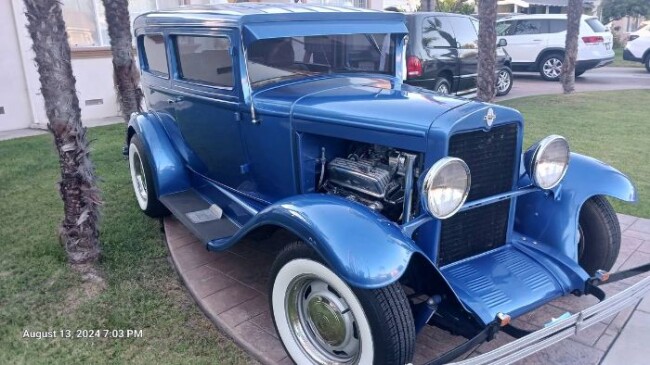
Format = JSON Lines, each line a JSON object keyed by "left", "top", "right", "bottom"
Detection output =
{"left": 422, "top": 157, "right": 471, "bottom": 219}
{"left": 530, "top": 135, "right": 570, "bottom": 189}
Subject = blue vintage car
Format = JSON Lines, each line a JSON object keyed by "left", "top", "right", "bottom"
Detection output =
{"left": 129, "top": 4, "right": 644, "bottom": 364}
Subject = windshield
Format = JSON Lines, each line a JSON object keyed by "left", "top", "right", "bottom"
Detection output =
{"left": 246, "top": 34, "right": 395, "bottom": 88}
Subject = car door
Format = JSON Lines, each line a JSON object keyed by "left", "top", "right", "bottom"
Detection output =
{"left": 421, "top": 16, "right": 459, "bottom": 89}
{"left": 498, "top": 19, "right": 548, "bottom": 64}
{"left": 448, "top": 16, "right": 479, "bottom": 93}
{"left": 169, "top": 30, "right": 248, "bottom": 190}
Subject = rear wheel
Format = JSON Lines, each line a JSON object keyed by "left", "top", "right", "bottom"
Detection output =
{"left": 496, "top": 67, "right": 513, "bottom": 96}
{"left": 434, "top": 77, "right": 451, "bottom": 95}
{"left": 128, "top": 135, "right": 168, "bottom": 217}
{"left": 270, "top": 242, "right": 415, "bottom": 365}
{"left": 539, "top": 53, "right": 564, "bottom": 81}
{"left": 645, "top": 55, "right": 650, "bottom": 72}
{"left": 577, "top": 196, "right": 621, "bottom": 276}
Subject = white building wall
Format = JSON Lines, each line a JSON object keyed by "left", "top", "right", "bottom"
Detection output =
{"left": 0, "top": 0, "right": 33, "bottom": 132}
{"left": 5, "top": 0, "right": 120, "bottom": 131}
{"left": 71, "top": 57, "right": 120, "bottom": 121}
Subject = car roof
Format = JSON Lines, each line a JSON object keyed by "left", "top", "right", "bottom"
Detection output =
{"left": 405, "top": 11, "right": 474, "bottom": 19}
{"left": 134, "top": 2, "right": 394, "bottom": 29}
{"left": 497, "top": 14, "right": 596, "bottom": 21}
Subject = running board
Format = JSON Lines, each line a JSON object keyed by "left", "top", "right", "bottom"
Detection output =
{"left": 160, "top": 189, "right": 239, "bottom": 244}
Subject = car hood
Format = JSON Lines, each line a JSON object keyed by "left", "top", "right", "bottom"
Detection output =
{"left": 253, "top": 76, "right": 472, "bottom": 151}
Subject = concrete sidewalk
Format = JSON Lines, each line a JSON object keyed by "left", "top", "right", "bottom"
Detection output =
{"left": 601, "top": 216, "right": 650, "bottom": 365}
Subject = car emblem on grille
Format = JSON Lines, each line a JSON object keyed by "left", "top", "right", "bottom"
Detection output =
{"left": 484, "top": 108, "right": 496, "bottom": 127}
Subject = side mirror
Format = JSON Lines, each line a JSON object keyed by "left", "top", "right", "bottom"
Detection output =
{"left": 498, "top": 38, "right": 508, "bottom": 47}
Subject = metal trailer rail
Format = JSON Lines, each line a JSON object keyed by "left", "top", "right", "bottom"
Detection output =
{"left": 448, "top": 275, "right": 650, "bottom": 365}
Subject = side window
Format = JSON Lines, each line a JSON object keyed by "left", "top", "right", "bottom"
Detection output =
{"left": 549, "top": 19, "right": 567, "bottom": 33}
{"left": 422, "top": 16, "right": 456, "bottom": 48}
{"left": 496, "top": 21, "right": 515, "bottom": 36}
{"left": 142, "top": 35, "right": 169, "bottom": 77}
{"left": 511, "top": 20, "right": 548, "bottom": 35}
{"left": 448, "top": 17, "right": 478, "bottom": 49}
{"left": 174, "top": 36, "right": 234, "bottom": 88}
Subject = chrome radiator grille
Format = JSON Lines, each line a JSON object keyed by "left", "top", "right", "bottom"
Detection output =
{"left": 438, "top": 124, "right": 518, "bottom": 266}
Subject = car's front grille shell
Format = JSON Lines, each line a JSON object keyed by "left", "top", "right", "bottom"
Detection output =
{"left": 438, "top": 124, "right": 518, "bottom": 266}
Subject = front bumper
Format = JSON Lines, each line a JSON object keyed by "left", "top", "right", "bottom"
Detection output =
{"left": 623, "top": 48, "right": 643, "bottom": 62}
{"left": 448, "top": 275, "right": 650, "bottom": 365}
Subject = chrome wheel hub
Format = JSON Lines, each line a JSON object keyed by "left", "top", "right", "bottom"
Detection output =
{"left": 497, "top": 70, "right": 511, "bottom": 92}
{"left": 286, "top": 276, "right": 360, "bottom": 364}
{"left": 543, "top": 58, "right": 563, "bottom": 78}
{"left": 437, "top": 84, "right": 449, "bottom": 94}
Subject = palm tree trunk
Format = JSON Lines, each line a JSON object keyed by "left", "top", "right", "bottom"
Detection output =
{"left": 477, "top": 0, "right": 497, "bottom": 102}
{"left": 24, "top": 0, "right": 102, "bottom": 265}
{"left": 101, "top": 0, "right": 142, "bottom": 125}
{"left": 561, "top": 0, "right": 583, "bottom": 94}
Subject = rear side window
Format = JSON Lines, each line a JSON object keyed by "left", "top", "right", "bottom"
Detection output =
{"left": 586, "top": 18, "right": 607, "bottom": 33}
{"left": 142, "top": 35, "right": 169, "bottom": 77}
{"left": 448, "top": 17, "right": 478, "bottom": 49}
{"left": 497, "top": 20, "right": 515, "bottom": 36}
{"left": 422, "top": 16, "right": 456, "bottom": 48}
{"left": 174, "top": 36, "right": 233, "bottom": 88}
{"left": 549, "top": 19, "right": 567, "bottom": 33}
{"left": 512, "top": 20, "right": 548, "bottom": 35}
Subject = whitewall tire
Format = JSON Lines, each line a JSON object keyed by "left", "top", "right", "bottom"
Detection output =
{"left": 128, "top": 135, "right": 168, "bottom": 217}
{"left": 270, "top": 242, "right": 415, "bottom": 365}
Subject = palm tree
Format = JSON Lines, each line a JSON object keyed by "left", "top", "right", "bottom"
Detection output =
{"left": 476, "top": 0, "right": 497, "bottom": 102}
{"left": 101, "top": 0, "right": 142, "bottom": 129}
{"left": 561, "top": 0, "right": 583, "bottom": 93}
{"left": 23, "top": 0, "right": 102, "bottom": 265}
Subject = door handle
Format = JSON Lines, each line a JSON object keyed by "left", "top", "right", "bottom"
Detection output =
{"left": 167, "top": 96, "right": 183, "bottom": 104}
{"left": 532, "top": 39, "right": 543, "bottom": 42}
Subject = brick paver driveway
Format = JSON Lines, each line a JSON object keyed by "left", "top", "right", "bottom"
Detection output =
{"left": 164, "top": 214, "right": 650, "bottom": 365}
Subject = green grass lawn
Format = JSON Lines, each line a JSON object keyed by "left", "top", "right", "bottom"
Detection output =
{"left": 501, "top": 90, "right": 650, "bottom": 218}
{"left": 0, "top": 125, "right": 251, "bottom": 364}
{"left": 611, "top": 48, "right": 644, "bottom": 68}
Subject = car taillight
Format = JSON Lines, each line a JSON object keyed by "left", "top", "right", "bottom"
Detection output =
{"left": 629, "top": 34, "right": 640, "bottom": 41}
{"left": 582, "top": 36, "right": 604, "bottom": 44}
{"left": 407, "top": 56, "right": 422, "bottom": 78}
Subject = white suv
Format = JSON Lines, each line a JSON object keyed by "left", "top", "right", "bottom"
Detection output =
{"left": 496, "top": 14, "right": 614, "bottom": 81}
{"left": 623, "top": 22, "right": 650, "bottom": 72}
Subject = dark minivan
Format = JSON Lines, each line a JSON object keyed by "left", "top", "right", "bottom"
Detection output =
{"left": 405, "top": 12, "right": 513, "bottom": 96}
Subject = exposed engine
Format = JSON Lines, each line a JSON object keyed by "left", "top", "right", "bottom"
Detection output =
{"left": 321, "top": 144, "right": 417, "bottom": 221}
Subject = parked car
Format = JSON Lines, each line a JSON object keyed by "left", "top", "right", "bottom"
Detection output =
{"left": 496, "top": 14, "right": 614, "bottom": 81}
{"left": 624, "top": 23, "right": 650, "bottom": 72}
{"left": 130, "top": 4, "right": 642, "bottom": 365}
{"left": 405, "top": 12, "right": 513, "bottom": 96}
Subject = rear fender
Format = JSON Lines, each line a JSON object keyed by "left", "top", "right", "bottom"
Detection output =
{"left": 515, "top": 153, "right": 637, "bottom": 260}
{"left": 128, "top": 112, "right": 190, "bottom": 196}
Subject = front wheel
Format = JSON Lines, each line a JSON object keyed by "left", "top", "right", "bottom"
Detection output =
{"left": 578, "top": 196, "right": 621, "bottom": 276}
{"left": 270, "top": 242, "right": 415, "bottom": 365}
{"left": 496, "top": 67, "right": 513, "bottom": 96}
{"left": 645, "top": 56, "right": 650, "bottom": 72}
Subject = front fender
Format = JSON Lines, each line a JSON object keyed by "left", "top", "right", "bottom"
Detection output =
{"left": 226, "top": 194, "right": 423, "bottom": 289}
{"left": 515, "top": 153, "right": 637, "bottom": 260}
{"left": 128, "top": 112, "right": 190, "bottom": 196}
